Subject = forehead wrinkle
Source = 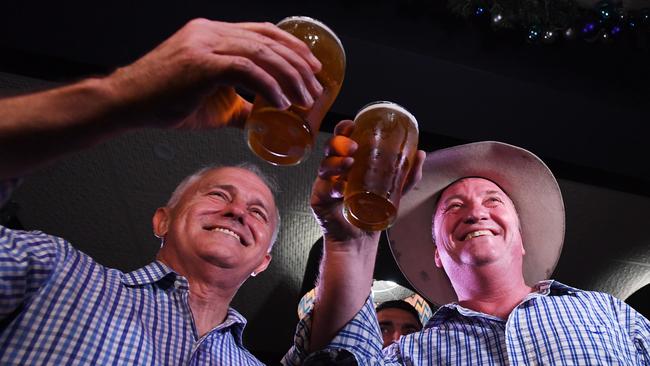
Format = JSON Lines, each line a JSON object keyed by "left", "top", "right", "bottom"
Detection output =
{"left": 206, "top": 183, "right": 235, "bottom": 192}
{"left": 484, "top": 189, "right": 505, "bottom": 196}
{"left": 438, "top": 177, "right": 509, "bottom": 202}
{"left": 442, "top": 189, "right": 506, "bottom": 200}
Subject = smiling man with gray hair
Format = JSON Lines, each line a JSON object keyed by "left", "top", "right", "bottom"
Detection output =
{"left": 0, "top": 14, "right": 322, "bottom": 364}
{"left": 0, "top": 163, "right": 281, "bottom": 365}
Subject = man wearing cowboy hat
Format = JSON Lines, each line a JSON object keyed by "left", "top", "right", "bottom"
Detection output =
{"left": 283, "top": 121, "right": 650, "bottom": 365}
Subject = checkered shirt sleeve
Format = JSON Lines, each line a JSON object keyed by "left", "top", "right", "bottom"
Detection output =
{"left": 283, "top": 295, "right": 385, "bottom": 366}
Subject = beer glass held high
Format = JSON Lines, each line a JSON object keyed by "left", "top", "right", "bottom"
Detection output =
{"left": 245, "top": 16, "right": 346, "bottom": 166}
{"left": 343, "top": 101, "right": 419, "bottom": 231}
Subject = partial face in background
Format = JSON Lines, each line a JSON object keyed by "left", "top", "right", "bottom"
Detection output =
{"left": 155, "top": 167, "right": 277, "bottom": 280}
{"left": 378, "top": 307, "right": 422, "bottom": 348}
{"left": 432, "top": 177, "right": 524, "bottom": 271}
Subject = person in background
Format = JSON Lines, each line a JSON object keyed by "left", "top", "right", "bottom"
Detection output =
{"left": 375, "top": 300, "right": 422, "bottom": 349}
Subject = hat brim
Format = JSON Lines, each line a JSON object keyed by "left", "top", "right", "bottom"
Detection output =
{"left": 297, "top": 281, "right": 435, "bottom": 325}
{"left": 386, "top": 141, "right": 565, "bottom": 305}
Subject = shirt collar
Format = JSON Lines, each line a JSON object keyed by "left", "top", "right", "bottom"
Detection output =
{"left": 424, "top": 279, "right": 581, "bottom": 327}
{"left": 122, "top": 261, "right": 248, "bottom": 343}
{"left": 206, "top": 307, "right": 248, "bottom": 346}
{"left": 538, "top": 279, "right": 581, "bottom": 296}
{"left": 121, "top": 260, "right": 184, "bottom": 288}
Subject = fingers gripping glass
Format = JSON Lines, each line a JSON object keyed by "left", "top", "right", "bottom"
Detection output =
{"left": 245, "top": 16, "right": 346, "bottom": 166}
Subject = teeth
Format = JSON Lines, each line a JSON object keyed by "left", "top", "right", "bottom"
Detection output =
{"left": 211, "top": 227, "right": 240, "bottom": 241}
{"left": 464, "top": 230, "right": 493, "bottom": 241}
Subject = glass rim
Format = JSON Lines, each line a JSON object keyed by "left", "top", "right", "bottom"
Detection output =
{"left": 277, "top": 15, "right": 346, "bottom": 63}
{"left": 354, "top": 100, "right": 419, "bottom": 131}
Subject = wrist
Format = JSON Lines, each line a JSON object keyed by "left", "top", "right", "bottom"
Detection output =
{"left": 323, "top": 231, "right": 380, "bottom": 254}
{"left": 70, "top": 75, "right": 139, "bottom": 135}
{"left": 100, "top": 66, "right": 151, "bottom": 130}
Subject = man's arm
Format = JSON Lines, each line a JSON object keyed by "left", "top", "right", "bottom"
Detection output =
{"left": 308, "top": 120, "right": 425, "bottom": 352}
{"left": 0, "top": 18, "right": 322, "bottom": 180}
{"left": 308, "top": 120, "right": 380, "bottom": 351}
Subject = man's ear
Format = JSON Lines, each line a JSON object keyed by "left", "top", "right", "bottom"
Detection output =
{"left": 153, "top": 207, "right": 170, "bottom": 238}
{"left": 252, "top": 254, "right": 272, "bottom": 276}
{"left": 434, "top": 247, "right": 443, "bottom": 268}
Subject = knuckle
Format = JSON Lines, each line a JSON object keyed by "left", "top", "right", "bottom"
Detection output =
{"left": 187, "top": 17, "right": 210, "bottom": 28}
{"left": 251, "top": 44, "right": 269, "bottom": 58}
{"left": 259, "top": 22, "right": 276, "bottom": 31}
{"left": 229, "top": 57, "right": 254, "bottom": 73}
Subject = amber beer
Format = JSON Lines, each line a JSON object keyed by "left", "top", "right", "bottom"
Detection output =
{"left": 343, "top": 102, "right": 419, "bottom": 231}
{"left": 245, "top": 16, "right": 346, "bottom": 166}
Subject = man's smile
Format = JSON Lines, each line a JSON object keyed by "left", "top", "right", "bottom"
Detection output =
{"left": 204, "top": 225, "right": 246, "bottom": 245}
{"left": 463, "top": 229, "right": 495, "bottom": 241}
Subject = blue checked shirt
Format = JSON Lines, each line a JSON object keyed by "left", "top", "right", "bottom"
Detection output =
{"left": 284, "top": 281, "right": 650, "bottom": 365}
{"left": 0, "top": 181, "right": 263, "bottom": 365}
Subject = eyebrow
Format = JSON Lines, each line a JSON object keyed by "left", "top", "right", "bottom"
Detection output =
{"left": 442, "top": 190, "right": 505, "bottom": 203}
{"left": 208, "top": 183, "right": 236, "bottom": 192}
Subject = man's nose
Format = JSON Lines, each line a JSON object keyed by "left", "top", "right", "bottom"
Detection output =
{"left": 223, "top": 201, "right": 246, "bottom": 224}
{"left": 390, "top": 330, "right": 402, "bottom": 342}
{"left": 463, "top": 203, "right": 488, "bottom": 224}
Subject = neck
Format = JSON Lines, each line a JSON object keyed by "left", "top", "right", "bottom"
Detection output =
{"left": 187, "top": 281, "right": 236, "bottom": 337}
{"left": 450, "top": 264, "right": 533, "bottom": 320}
{"left": 157, "top": 254, "right": 244, "bottom": 337}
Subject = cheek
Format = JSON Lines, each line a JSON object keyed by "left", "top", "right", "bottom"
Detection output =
{"left": 432, "top": 215, "right": 445, "bottom": 241}
{"left": 434, "top": 218, "right": 455, "bottom": 244}
{"left": 249, "top": 219, "right": 273, "bottom": 240}
{"left": 168, "top": 209, "right": 193, "bottom": 233}
{"left": 497, "top": 211, "right": 519, "bottom": 234}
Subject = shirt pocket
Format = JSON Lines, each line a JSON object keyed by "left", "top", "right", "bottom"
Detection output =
{"left": 557, "top": 320, "right": 637, "bottom": 365}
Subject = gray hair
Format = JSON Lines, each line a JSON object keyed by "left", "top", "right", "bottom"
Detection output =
{"left": 166, "top": 162, "right": 281, "bottom": 251}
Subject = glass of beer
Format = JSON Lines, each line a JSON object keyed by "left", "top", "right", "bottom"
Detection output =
{"left": 245, "top": 16, "right": 346, "bottom": 166}
{"left": 343, "top": 101, "right": 419, "bottom": 231}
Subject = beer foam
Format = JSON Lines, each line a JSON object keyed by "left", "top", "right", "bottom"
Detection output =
{"left": 355, "top": 101, "right": 419, "bottom": 131}
{"left": 277, "top": 16, "right": 346, "bottom": 63}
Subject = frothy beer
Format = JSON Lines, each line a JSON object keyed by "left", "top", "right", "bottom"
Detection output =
{"left": 245, "top": 16, "right": 346, "bottom": 166}
{"left": 343, "top": 102, "right": 419, "bottom": 231}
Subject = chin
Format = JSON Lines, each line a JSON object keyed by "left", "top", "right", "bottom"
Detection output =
{"left": 462, "top": 251, "right": 501, "bottom": 266}
{"left": 199, "top": 251, "right": 241, "bottom": 269}
{"left": 467, "top": 257, "right": 498, "bottom": 266}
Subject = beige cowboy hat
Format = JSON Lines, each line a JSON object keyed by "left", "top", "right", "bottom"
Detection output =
{"left": 386, "top": 141, "right": 565, "bottom": 305}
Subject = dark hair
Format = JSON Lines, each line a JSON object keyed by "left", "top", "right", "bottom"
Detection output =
{"left": 375, "top": 300, "right": 422, "bottom": 327}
